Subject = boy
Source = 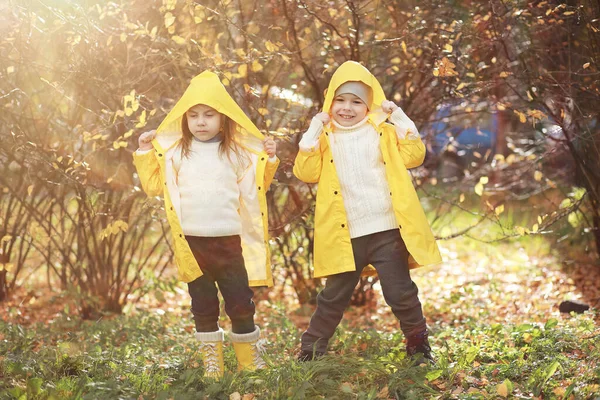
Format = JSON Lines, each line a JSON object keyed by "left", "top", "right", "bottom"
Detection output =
{"left": 293, "top": 61, "right": 442, "bottom": 363}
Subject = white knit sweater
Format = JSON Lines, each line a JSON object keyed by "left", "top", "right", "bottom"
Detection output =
{"left": 298, "top": 108, "right": 420, "bottom": 238}
{"left": 173, "top": 140, "right": 246, "bottom": 237}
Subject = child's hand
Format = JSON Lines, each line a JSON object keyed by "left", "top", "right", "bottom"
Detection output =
{"left": 381, "top": 100, "right": 399, "bottom": 114}
{"left": 314, "top": 112, "right": 331, "bottom": 125}
{"left": 263, "top": 136, "right": 277, "bottom": 158}
{"left": 138, "top": 130, "right": 156, "bottom": 151}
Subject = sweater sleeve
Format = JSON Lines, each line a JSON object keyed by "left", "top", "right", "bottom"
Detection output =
{"left": 298, "top": 117, "right": 324, "bottom": 152}
{"left": 389, "top": 107, "right": 420, "bottom": 140}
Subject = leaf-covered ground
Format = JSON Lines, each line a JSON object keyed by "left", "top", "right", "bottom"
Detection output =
{"left": 1, "top": 236, "right": 599, "bottom": 399}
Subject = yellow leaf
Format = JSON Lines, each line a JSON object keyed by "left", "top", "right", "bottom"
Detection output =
{"left": 258, "top": 108, "right": 269, "bottom": 116}
{"left": 164, "top": 0, "right": 177, "bottom": 10}
{"left": 480, "top": 176, "right": 489, "bottom": 184}
{"left": 135, "top": 110, "right": 147, "bottom": 128}
{"left": 444, "top": 43, "right": 453, "bottom": 52}
{"left": 265, "top": 40, "right": 278, "bottom": 52}
{"left": 120, "top": 32, "right": 127, "bottom": 42}
{"left": 401, "top": 41, "right": 407, "bottom": 55}
{"left": 171, "top": 35, "right": 186, "bottom": 44}
{"left": 514, "top": 110, "right": 526, "bottom": 123}
{"left": 123, "top": 129, "right": 134, "bottom": 138}
{"left": 391, "top": 57, "right": 401, "bottom": 64}
{"left": 7, "top": 66, "right": 15, "bottom": 74}
{"left": 532, "top": 223, "right": 539, "bottom": 233}
{"left": 583, "top": 62, "right": 590, "bottom": 69}
{"left": 456, "top": 82, "right": 466, "bottom": 91}
{"left": 251, "top": 60, "right": 263, "bottom": 72}
{"left": 436, "top": 57, "right": 458, "bottom": 77}
{"left": 164, "top": 12, "right": 175, "bottom": 28}
{"left": 495, "top": 204, "right": 504, "bottom": 215}
{"left": 515, "top": 226, "right": 526, "bottom": 236}
{"left": 474, "top": 182, "right": 484, "bottom": 196}
{"left": 433, "top": 68, "right": 440, "bottom": 77}
{"left": 238, "top": 64, "right": 247, "bottom": 78}
{"left": 27, "top": 185, "right": 34, "bottom": 196}
{"left": 563, "top": 11, "right": 575, "bottom": 16}
{"left": 125, "top": 107, "right": 133, "bottom": 116}
{"left": 459, "top": 193, "right": 465, "bottom": 203}
{"left": 115, "top": 220, "right": 129, "bottom": 232}
{"left": 527, "top": 91, "right": 534, "bottom": 101}
{"left": 1, "top": 235, "right": 13, "bottom": 244}
{"left": 534, "top": 170, "right": 543, "bottom": 181}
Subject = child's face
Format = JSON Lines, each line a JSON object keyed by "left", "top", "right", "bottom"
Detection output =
{"left": 186, "top": 104, "right": 223, "bottom": 141}
{"left": 330, "top": 93, "right": 368, "bottom": 126}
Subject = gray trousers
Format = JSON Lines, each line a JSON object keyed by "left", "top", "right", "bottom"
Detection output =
{"left": 301, "top": 229, "right": 426, "bottom": 353}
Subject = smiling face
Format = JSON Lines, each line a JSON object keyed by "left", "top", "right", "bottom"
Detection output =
{"left": 330, "top": 93, "right": 369, "bottom": 126}
{"left": 185, "top": 104, "right": 223, "bottom": 141}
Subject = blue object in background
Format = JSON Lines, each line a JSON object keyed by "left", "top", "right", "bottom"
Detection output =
{"left": 425, "top": 104, "right": 498, "bottom": 158}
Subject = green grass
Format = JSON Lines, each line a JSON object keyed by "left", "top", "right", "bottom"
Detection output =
{"left": 1, "top": 307, "right": 599, "bottom": 399}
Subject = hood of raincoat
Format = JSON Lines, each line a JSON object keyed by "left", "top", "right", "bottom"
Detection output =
{"left": 322, "top": 61, "right": 389, "bottom": 126}
{"left": 153, "top": 71, "right": 264, "bottom": 153}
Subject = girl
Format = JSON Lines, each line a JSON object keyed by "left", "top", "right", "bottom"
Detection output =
{"left": 293, "top": 61, "right": 442, "bottom": 363}
{"left": 133, "top": 71, "right": 279, "bottom": 378}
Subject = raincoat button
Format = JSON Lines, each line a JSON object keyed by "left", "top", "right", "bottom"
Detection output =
{"left": 261, "top": 157, "right": 265, "bottom": 161}
{"left": 325, "top": 132, "right": 329, "bottom": 136}
{"left": 334, "top": 191, "right": 338, "bottom": 195}
{"left": 379, "top": 133, "right": 382, "bottom": 137}
{"left": 341, "top": 224, "right": 345, "bottom": 228}
{"left": 170, "top": 207, "right": 173, "bottom": 211}
{"left": 330, "top": 159, "right": 333, "bottom": 163}
{"left": 258, "top": 186, "right": 261, "bottom": 190}
{"left": 390, "top": 192, "right": 392, "bottom": 196}
{"left": 158, "top": 153, "right": 163, "bottom": 157}
{"left": 384, "top": 161, "right": 386, "bottom": 165}
{"left": 179, "top": 234, "right": 183, "bottom": 238}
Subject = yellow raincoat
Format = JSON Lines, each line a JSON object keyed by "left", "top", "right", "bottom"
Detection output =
{"left": 293, "top": 61, "right": 442, "bottom": 278}
{"left": 133, "top": 71, "right": 279, "bottom": 286}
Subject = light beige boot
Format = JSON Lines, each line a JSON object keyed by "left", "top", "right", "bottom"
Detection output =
{"left": 229, "top": 326, "right": 267, "bottom": 371}
{"left": 195, "top": 329, "right": 225, "bottom": 378}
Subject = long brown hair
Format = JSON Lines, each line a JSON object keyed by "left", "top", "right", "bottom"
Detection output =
{"left": 179, "top": 110, "right": 250, "bottom": 168}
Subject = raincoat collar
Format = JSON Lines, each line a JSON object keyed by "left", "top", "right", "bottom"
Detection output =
{"left": 322, "top": 61, "right": 389, "bottom": 126}
{"left": 152, "top": 71, "right": 264, "bottom": 153}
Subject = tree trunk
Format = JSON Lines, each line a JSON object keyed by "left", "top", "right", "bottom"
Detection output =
{"left": 0, "top": 254, "right": 9, "bottom": 302}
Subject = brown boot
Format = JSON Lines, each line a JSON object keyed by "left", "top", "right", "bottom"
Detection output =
{"left": 406, "top": 330, "right": 435, "bottom": 365}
